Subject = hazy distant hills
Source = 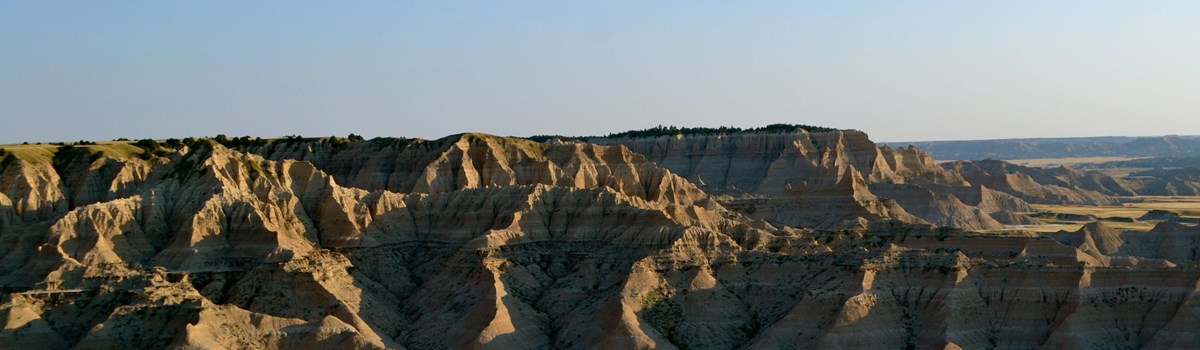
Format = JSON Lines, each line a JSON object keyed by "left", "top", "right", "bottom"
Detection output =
{"left": 885, "top": 135, "right": 1200, "bottom": 161}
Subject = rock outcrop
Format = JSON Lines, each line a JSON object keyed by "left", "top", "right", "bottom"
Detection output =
{"left": 942, "top": 160, "right": 1118, "bottom": 205}
{"left": 1, "top": 130, "right": 1198, "bottom": 349}
{"left": 593, "top": 130, "right": 1051, "bottom": 230}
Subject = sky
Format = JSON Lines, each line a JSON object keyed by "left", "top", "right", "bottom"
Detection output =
{"left": 2, "top": 1, "right": 1198, "bottom": 143}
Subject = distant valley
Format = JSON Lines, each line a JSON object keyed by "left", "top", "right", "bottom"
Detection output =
{"left": 885, "top": 134, "right": 1200, "bottom": 161}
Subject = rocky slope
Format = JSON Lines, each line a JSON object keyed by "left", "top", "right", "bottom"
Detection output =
{"left": 1126, "top": 168, "right": 1200, "bottom": 196}
{"left": 948, "top": 158, "right": 1200, "bottom": 198}
{"left": 593, "top": 130, "right": 1051, "bottom": 230}
{"left": 941, "top": 160, "right": 1120, "bottom": 205}
{"left": 1, "top": 130, "right": 1198, "bottom": 349}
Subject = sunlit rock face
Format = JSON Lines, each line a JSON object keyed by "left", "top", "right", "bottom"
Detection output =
{"left": 1, "top": 130, "right": 1198, "bottom": 349}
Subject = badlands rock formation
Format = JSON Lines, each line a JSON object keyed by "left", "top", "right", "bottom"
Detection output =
{"left": 945, "top": 158, "right": 1200, "bottom": 198}
{"left": 940, "top": 160, "right": 1119, "bottom": 206}
{"left": 1, "top": 127, "right": 1198, "bottom": 349}
{"left": 594, "top": 131, "right": 1052, "bottom": 230}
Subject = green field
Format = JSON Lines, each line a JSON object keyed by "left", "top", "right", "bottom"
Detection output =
{"left": 1021, "top": 196, "right": 1200, "bottom": 232}
{"left": 0, "top": 142, "right": 148, "bottom": 164}
{"left": 1006, "top": 156, "right": 1143, "bottom": 168}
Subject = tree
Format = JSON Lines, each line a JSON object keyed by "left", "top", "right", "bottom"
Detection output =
{"left": 135, "top": 139, "right": 161, "bottom": 150}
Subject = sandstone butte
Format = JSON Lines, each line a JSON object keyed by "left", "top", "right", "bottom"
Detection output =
{"left": 0, "top": 126, "right": 1197, "bottom": 349}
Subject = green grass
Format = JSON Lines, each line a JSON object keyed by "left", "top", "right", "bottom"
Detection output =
{"left": 0, "top": 142, "right": 150, "bottom": 165}
{"left": 83, "top": 143, "right": 146, "bottom": 160}
{"left": 1026, "top": 196, "right": 1200, "bottom": 232}
{"left": 0, "top": 144, "right": 59, "bottom": 164}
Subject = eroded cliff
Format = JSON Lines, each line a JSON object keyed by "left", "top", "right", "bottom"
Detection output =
{"left": 1, "top": 131, "right": 1197, "bottom": 350}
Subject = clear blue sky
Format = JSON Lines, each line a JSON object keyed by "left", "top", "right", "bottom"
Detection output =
{"left": 2, "top": 1, "right": 1198, "bottom": 143}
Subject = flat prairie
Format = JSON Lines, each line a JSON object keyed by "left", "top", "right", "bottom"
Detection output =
{"left": 1006, "top": 156, "right": 1142, "bottom": 168}
{"left": 1020, "top": 196, "right": 1200, "bottom": 232}
{"left": 0, "top": 142, "right": 147, "bottom": 163}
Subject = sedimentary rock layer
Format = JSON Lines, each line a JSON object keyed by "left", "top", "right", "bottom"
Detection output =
{"left": 1, "top": 130, "right": 1197, "bottom": 349}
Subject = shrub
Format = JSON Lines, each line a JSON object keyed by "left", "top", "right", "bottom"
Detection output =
{"left": 277, "top": 135, "right": 311, "bottom": 144}
{"left": 133, "top": 139, "right": 169, "bottom": 159}
{"left": 0, "top": 149, "right": 12, "bottom": 167}
{"left": 51, "top": 145, "right": 87, "bottom": 171}
{"left": 527, "top": 135, "right": 587, "bottom": 143}
{"left": 603, "top": 124, "right": 838, "bottom": 139}
{"left": 522, "top": 123, "right": 841, "bottom": 142}
{"left": 135, "top": 139, "right": 161, "bottom": 151}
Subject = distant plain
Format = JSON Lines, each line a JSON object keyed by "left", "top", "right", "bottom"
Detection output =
{"left": 1019, "top": 196, "right": 1200, "bottom": 232}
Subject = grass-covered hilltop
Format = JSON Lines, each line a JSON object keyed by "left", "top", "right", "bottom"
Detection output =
{"left": 527, "top": 123, "right": 844, "bottom": 143}
{"left": 0, "top": 124, "right": 845, "bottom": 164}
